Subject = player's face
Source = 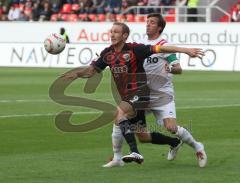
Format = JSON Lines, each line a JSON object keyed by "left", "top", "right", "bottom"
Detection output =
{"left": 110, "top": 25, "right": 125, "bottom": 46}
{"left": 146, "top": 17, "right": 161, "bottom": 37}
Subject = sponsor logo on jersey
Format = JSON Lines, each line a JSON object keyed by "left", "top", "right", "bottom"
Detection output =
{"left": 111, "top": 65, "right": 128, "bottom": 73}
{"left": 122, "top": 53, "right": 131, "bottom": 62}
{"left": 146, "top": 56, "right": 159, "bottom": 63}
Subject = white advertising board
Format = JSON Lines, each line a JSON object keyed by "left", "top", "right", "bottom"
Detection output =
{"left": 0, "top": 22, "right": 239, "bottom": 70}
{"left": 179, "top": 45, "right": 237, "bottom": 71}
{"left": 0, "top": 22, "right": 239, "bottom": 45}
{"left": 234, "top": 46, "right": 240, "bottom": 71}
{"left": 0, "top": 43, "right": 239, "bottom": 71}
{"left": 0, "top": 43, "right": 106, "bottom": 68}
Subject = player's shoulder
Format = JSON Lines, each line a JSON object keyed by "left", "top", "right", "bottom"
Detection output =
{"left": 125, "top": 42, "right": 148, "bottom": 51}
{"left": 155, "top": 38, "right": 169, "bottom": 46}
{"left": 126, "top": 42, "right": 145, "bottom": 47}
{"left": 100, "top": 45, "right": 113, "bottom": 56}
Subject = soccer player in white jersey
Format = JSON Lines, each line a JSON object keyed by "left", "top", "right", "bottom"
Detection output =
{"left": 103, "top": 13, "right": 207, "bottom": 168}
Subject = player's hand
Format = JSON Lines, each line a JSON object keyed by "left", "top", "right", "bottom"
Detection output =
{"left": 186, "top": 48, "right": 204, "bottom": 58}
{"left": 61, "top": 72, "right": 78, "bottom": 80}
{"left": 164, "top": 64, "right": 171, "bottom": 73}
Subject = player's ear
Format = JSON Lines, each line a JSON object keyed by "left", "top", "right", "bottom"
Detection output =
{"left": 123, "top": 33, "right": 129, "bottom": 40}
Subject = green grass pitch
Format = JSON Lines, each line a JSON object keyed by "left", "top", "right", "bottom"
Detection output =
{"left": 0, "top": 68, "right": 240, "bottom": 183}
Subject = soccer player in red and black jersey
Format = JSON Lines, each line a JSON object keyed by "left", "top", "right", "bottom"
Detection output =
{"left": 63, "top": 22, "right": 204, "bottom": 164}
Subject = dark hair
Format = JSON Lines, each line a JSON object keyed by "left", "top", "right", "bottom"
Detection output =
{"left": 147, "top": 13, "right": 166, "bottom": 34}
{"left": 113, "top": 22, "right": 130, "bottom": 37}
{"left": 60, "top": 27, "right": 65, "bottom": 35}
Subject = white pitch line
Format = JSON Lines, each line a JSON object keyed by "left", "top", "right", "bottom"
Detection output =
{"left": 177, "top": 103, "right": 240, "bottom": 109}
{"left": 0, "top": 99, "right": 114, "bottom": 103}
{"left": 0, "top": 111, "right": 99, "bottom": 119}
{"left": 0, "top": 104, "right": 239, "bottom": 119}
{"left": 0, "top": 99, "right": 50, "bottom": 103}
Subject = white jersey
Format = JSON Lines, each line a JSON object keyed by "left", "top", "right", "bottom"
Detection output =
{"left": 141, "top": 36, "right": 179, "bottom": 107}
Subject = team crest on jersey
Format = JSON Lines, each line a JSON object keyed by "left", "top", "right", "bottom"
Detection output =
{"left": 122, "top": 53, "right": 131, "bottom": 62}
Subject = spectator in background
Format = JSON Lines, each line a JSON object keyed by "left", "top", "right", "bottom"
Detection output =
{"left": 39, "top": 1, "right": 51, "bottom": 21}
{"left": 123, "top": 0, "right": 138, "bottom": 14}
{"left": 83, "top": 0, "right": 94, "bottom": 13}
{"left": 138, "top": 0, "right": 148, "bottom": 6}
{"left": 161, "top": 0, "right": 173, "bottom": 6}
{"left": 126, "top": 0, "right": 139, "bottom": 7}
{"left": 51, "top": 2, "right": 59, "bottom": 14}
{"left": 79, "top": 0, "right": 94, "bottom": 14}
{"left": 231, "top": 1, "right": 240, "bottom": 22}
{"left": 60, "top": 27, "right": 70, "bottom": 43}
{"left": 8, "top": 4, "right": 21, "bottom": 20}
{"left": 17, "top": 10, "right": 29, "bottom": 21}
{"left": 138, "top": 0, "right": 148, "bottom": 14}
{"left": 0, "top": 4, "right": 8, "bottom": 21}
{"left": 91, "top": 0, "right": 106, "bottom": 14}
{"left": 105, "top": 0, "right": 122, "bottom": 14}
{"left": 0, "top": 2, "right": 3, "bottom": 16}
{"left": 186, "top": 0, "right": 199, "bottom": 22}
{"left": 32, "top": 2, "right": 40, "bottom": 21}
{"left": 148, "top": 0, "right": 161, "bottom": 6}
{"left": 147, "top": 0, "right": 161, "bottom": 13}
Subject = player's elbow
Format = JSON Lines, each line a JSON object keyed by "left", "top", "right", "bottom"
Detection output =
{"left": 177, "top": 67, "right": 183, "bottom": 74}
{"left": 171, "top": 64, "right": 182, "bottom": 74}
{"left": 81, "top": 66, "right": 96, "bottom": 78}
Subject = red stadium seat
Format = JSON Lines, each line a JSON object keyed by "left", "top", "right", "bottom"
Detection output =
{"left": 116, "top": 14, "right": 125, "bottom": 22}
{"left": 126, "top": 14, "right": 135, "bottom": 22}
{"left": 88, "top": 14, "right": 96, "bottom": 21}
{"left": 219, "top": 15, "right": 230, "bottom": 22}
{"left": 61, "top": 14, "right": 68, "bottom": 21}
{"left": 68, "top": 14, "right": 78, "bottom": 22}
{"left": 135, "top": 15, "right": 146, "bottom": 22}
{"left": 50, "top": 14, "right": 58, "bottom": 21}
{"left": 61, "top": 4, "right": 72, "bottom": 14}
{"left": 98, "top": 14, "right": 106, "bottom": 22}
{"left": 168, "top": 9, "right": 175, "bottom": 14}
{"left": 164, "top": 15, "right": 175, "bottom": 22}
{"left": 79, "top": 14, "right": 87, "bottom": 20}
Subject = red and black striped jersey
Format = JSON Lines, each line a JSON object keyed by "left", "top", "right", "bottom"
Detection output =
{"left": 91, "top": 43, "right": 154, "bottom": 98}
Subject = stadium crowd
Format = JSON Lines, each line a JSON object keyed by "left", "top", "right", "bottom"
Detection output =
{"left": 0, "top": 0, "right": 184, "bottom": 21}
{"left": 0, "top": 0, "right": 177, "bottom": 21}
{"left": 0, "top": 0, "right": 239, "bottom": 22}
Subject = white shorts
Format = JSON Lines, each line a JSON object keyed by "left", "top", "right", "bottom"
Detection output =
{"left": 146, "top": 101, "right": 176, "bottom": 126}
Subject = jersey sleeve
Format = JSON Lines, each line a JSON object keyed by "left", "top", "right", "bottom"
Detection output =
{"left": 133, "top": 44, "right": 153, "bottom": 59}
{"left": 90, "top": 49, "right": 109, "bottom": 72}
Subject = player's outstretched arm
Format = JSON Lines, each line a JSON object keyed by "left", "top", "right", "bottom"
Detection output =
{"left": 152, "top": 45, "right": 204, "bottom": 58}
{"left": 62, "top": 66, "right": 96, "bottom": 80}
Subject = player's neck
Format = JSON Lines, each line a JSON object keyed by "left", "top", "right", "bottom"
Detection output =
{"left": 148, "top": 33, "right": 160, "bottom": 41}
{"left": 113, "top": 42, "right": 125, "bottom": 52}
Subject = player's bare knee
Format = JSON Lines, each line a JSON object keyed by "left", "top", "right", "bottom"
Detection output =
{"left": 115, "top": 108, "right": 127, "bottom": 123}
{"left": 136, "top": 133, "right": 151, "bottom": 143}
{"left": 166, "top": 126, "right": 178, "bottom": 134}
{"left": 164, "top": 118, "right": 177, "bottom": 133}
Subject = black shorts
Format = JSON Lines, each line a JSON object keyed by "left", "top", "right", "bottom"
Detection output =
{"left": 123, "top": 87, "right": 150, "bottom": 111}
